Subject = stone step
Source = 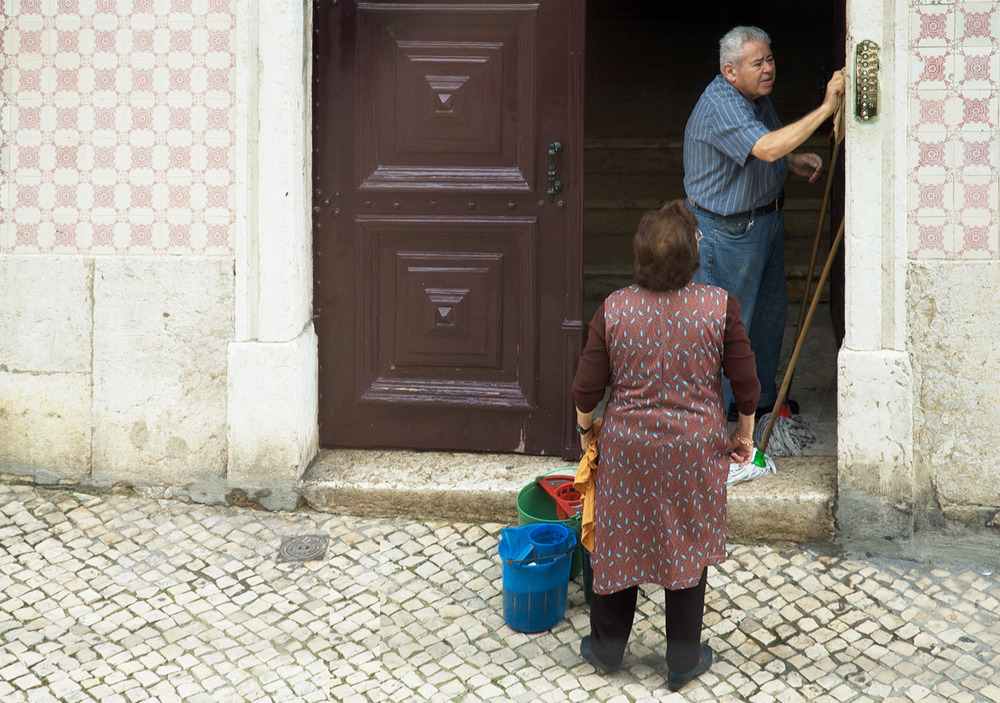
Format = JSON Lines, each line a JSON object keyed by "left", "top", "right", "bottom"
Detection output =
{"left": 300, "top": 449, "right": 836, "bottom": 544}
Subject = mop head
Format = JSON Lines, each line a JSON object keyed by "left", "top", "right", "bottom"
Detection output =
{"left": 728, "top": 449, "right": 776, "bottom": 487}
{"left": 753, "top": 408, "right": 820, "bottom": 457}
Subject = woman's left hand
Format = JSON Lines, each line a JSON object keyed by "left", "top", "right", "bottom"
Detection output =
{"left": 730, "top": 427, "right": 755, "bottom": 464}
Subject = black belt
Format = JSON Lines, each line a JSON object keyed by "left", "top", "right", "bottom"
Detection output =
{"left": 688, "top": 191, "right": 785, "bottom": 220}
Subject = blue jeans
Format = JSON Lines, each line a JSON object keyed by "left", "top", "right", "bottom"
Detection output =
{"left": 686, "top": 201, "right": 786, "bottom": 411}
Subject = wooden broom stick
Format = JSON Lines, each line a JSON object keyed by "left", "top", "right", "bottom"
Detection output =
{"left": 759, "top": 216, "right": 845, "bottom": 454}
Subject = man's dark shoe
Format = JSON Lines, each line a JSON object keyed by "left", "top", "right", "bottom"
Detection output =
{"left": 667, "top": 644, "right": 713, "bottom": 692}
{"left": 729, "top": 399, "right": 799, "bottom": 422}
{"left": 755, "top": 398, "right": 801, "bottom": 420}
{"left": 580, "top": 636, "right": 620, "bottom": 674}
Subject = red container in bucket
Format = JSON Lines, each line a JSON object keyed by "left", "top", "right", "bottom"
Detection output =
{"left": 535, "top": 474, "right": 583, "bottom": 520}
{"left": 516, "top": 468, "right": 583, "bottom": 578}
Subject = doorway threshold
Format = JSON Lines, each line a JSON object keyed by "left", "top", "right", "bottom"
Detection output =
{"left": 301, "top": 449, "right": 836, "bottom": 543}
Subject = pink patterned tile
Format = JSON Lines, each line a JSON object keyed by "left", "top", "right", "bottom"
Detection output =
{"left": 909, "top": 172, "right": 955, "bottom": 217}
{"left": 910, "top": 91, "right": 956, "bottom": 136}
{"left": 955, "top": 213, "right": 998, "bottom": 259}
{"left": 2, "top": 0, "right": 235, "bottom": 255}
{"left": 955, "top": 175, "right": 998, "bottom": 215}
{"left": 908, "top": 218, "right": 952, "bottom": 259}
{"left": 956, "top": 132, "right": 999, "bottom": 175}
{"left": 956, "top": 3, "right": 1000, "bottom": 47}
{"left": 908, "top": 133, "right": 954, "bottom": 174}
{"left": 910, "top": 48, "right": 953, "bottom": 89}
{"left": 954, "top": 47, "right": 999, "bottom": 90}
{"left": 911, "top": 6, "right": 955, "bottom": 48}
{"left": 955, "top": 90, "right": 998, "bottom": 131}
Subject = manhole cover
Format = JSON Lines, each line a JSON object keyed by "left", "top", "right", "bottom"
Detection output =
{"left": 277, "top": 535, "right": 329, "bottom": 563}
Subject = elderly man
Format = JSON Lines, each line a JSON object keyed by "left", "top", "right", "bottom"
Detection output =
{"left": 683, "top": 26, "right": 845, "bottom": 420}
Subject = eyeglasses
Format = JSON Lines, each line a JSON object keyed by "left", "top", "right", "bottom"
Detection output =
{"left": 695, "top": 229, "right": 703, "bottom": 242}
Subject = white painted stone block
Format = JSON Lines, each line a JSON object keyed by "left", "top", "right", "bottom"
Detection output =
{"left": 0, "top": 371, "right": 91, "bottom": 479}
{"left": 92, "top": 257, "right": 234, "bottom": 486}
{"left": 227, "top": 323, "right": 318, "bottom": 509}
{"left": 0, "top": 256, "right": 93, "bottom": 373}
{"left": 838, "top": 347, "right": 913, "bottom": 505}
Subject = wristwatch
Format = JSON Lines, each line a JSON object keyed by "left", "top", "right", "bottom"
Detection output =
{"left": 576, "top": 423, "right": 593, "bottom": 435}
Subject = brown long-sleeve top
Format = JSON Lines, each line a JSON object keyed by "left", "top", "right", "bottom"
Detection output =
{"left": 572, "top": 293, "right": 759, "bottom": 415}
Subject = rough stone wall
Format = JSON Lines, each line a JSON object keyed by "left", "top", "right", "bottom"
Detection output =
{"left": 909, "top": 262, "right": 1000, "bottom": 526}
{"left": 0, "top": 1, "right": 237, "bottom": 490}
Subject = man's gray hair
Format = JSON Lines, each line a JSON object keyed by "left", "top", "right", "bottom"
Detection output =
{"left": 719, "top": 26, "right": 772, "bottom": 72}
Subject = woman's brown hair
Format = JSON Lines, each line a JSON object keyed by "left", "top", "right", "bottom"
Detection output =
{"left": 632, "top": 199, "right": 701, "bottom": 291}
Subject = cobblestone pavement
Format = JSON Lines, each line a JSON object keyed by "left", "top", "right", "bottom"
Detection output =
{"left": 338, "top": 520, "right": 1000, "bottom": 703}
{"left": 0, "top": 484, "right": 333, "bottom": 703}
{"left": 4, "top": 483, "right": 1000, "bottom": 703}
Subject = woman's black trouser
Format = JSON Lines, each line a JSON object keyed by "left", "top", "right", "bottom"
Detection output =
{"left": 589, "top": 567, "right": 707, "bottom": 673}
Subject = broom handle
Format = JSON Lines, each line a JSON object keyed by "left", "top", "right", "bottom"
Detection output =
{"left": 760, "top": 216, "right": 845, "bottom": 453}
{"left": 794, "top": 142, "right": 841, "bottom": 346}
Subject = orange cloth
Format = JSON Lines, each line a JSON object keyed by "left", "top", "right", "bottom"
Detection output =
{"left": 573, "top": 418, "right": 601, "bottom": 552}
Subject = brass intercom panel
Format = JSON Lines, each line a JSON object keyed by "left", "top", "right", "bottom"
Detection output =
{"left": 855, "top": 40, "right": 879, "bottom": 121}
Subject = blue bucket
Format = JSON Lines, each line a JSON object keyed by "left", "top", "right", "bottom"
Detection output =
{"left": 498, "top": 523, "right": 576, "bottom": 633}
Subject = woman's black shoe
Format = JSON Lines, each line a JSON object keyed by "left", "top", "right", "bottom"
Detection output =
{"left": 580, "top": 636, "right": 620, "bottom": 674}
{"left": 667, "top": 644, "right": 713, "bottom": 692}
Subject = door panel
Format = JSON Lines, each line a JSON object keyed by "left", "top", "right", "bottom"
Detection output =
{"left": 356, "top": 4, "right": 537, "bottom": 189}
{"left": 313, "top": 0, "right": 584, "bottom": 456}
{"left": 357, "top": 216, "right": 537, "bottom": 409}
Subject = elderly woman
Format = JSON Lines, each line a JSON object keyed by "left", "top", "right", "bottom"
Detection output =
{"left": 572, "top": 200, "right": 760, "bottom": 692}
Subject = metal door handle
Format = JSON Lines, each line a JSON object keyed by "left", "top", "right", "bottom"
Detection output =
{"left": 547, "top": 142, "right": 563, "bottom": 203}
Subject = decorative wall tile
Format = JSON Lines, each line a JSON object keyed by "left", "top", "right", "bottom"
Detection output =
{"left": 911, "top": 6, "right": 955, "bottom": 48}
{"left": 956, "top": 3, "right": 1000, "bottom": 47}
{"left": 955, "top": 211, "right": 997, "bottom": 258}
{"left": 1, "top": 0, "right": 236, "bottom": 255}
{"left": 910, "top": 2, "right": 1000, "bottom": 260}
{"left": 955, "top": 175, "right": 998, "bottom": 217}
{"left": 908, "top": 219, "right": 952, "bottom": 259}
{"left": 956, "top": 132, "right": 999, "bottom": 175}
{"left": 955, "top": 90, "right": 998, "bottom": 131}
{"left": 910, "top": 173, "right": 954, "bottom": 218}
{"left": 910, "top": 48, "right": 953, "bottom": 89}
{"left": 954, "top": 47, "right": 999, "bottom": 89}
{"left": 908, "top": 133, "right": 953, "bottom": 174}
{"left": 909, "top": 91, "right": 956, "bottom": 136}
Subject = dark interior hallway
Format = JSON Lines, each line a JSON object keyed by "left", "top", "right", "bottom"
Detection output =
{"left": 582, "top": 2, "right": 843, "bottom": 454}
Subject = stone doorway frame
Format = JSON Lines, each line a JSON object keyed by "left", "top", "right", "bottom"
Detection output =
{"left": 837, "top": 0, "right": 915, "bottom": 540}
{"left": 227, "top": 1, "right": 317, "bottom": 510}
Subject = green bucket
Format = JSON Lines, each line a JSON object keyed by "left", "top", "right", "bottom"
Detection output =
{"left": 516, "top": 467, "right": 583, "bottom": 578}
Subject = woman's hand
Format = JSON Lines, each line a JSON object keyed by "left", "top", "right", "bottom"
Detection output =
{"left": 730, "top": 434, "right": 754, "bottom": 465}
{"left": 730, "top": 411, "right": 756, "bottom": 465}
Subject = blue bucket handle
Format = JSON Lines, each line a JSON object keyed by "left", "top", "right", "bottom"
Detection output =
{"left": 502, "top": 534, "right": 578, "bottom": 566}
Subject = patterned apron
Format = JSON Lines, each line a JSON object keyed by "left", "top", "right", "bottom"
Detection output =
{"left": 591, "top": 283, "right": 731, "bottom": 593}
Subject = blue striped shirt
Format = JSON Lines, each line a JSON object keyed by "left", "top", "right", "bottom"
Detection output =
{"left": 683, "top": 74, "right": 787, "bottom": 216}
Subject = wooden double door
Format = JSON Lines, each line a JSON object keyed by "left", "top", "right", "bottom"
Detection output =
{"left": 313, "top": 1, "right": 585, "bottom": 457}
